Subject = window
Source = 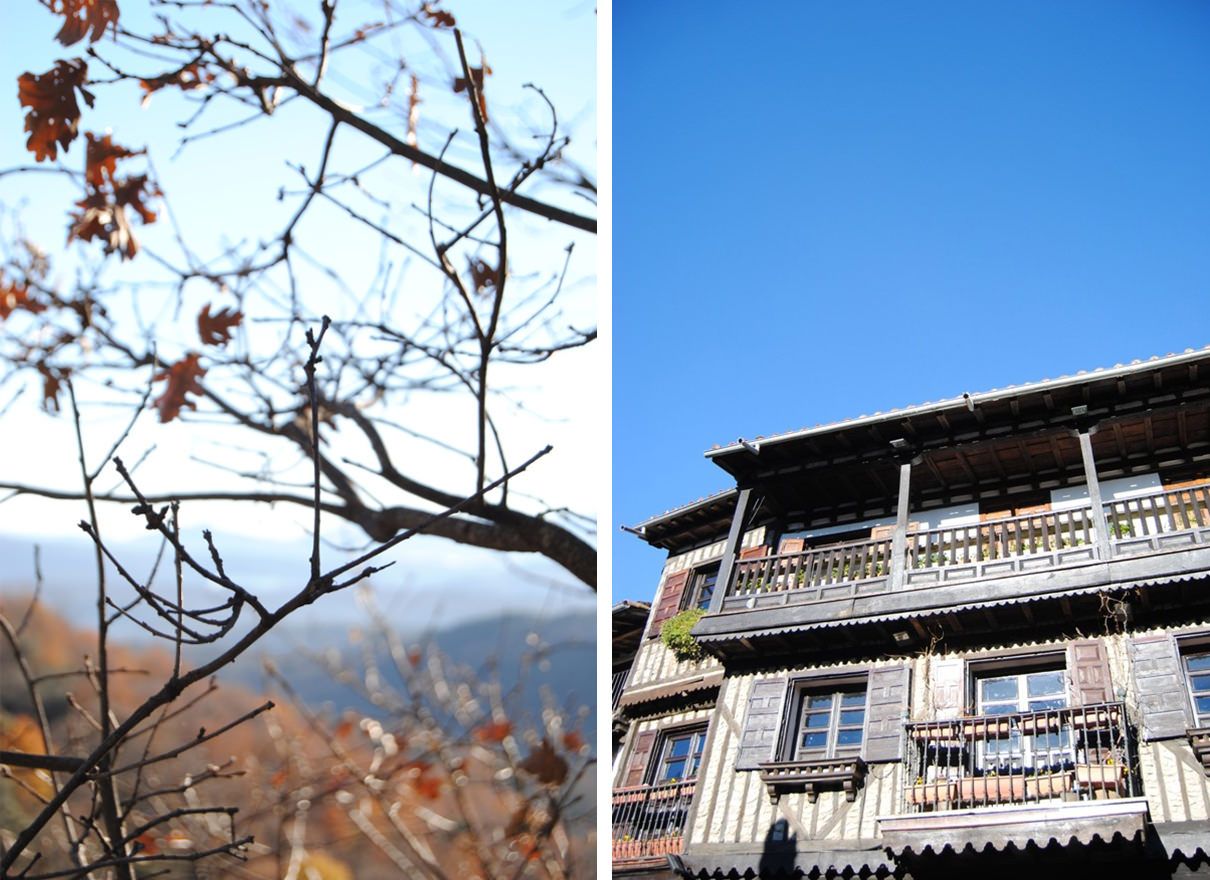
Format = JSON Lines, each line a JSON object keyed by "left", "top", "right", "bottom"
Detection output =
{"left": 1186, "top": 651, "right": 1210, "bottom": 727}
{"left": 681, "top": 566, "right": 719, "bottom": 612}
{"left": 652, "top": 726, "right": 707, "bottom": 784}
{"left": 973, "top": 663, "right": 1068, "bottom": 770}
{"left": 789, "top": 685, "right": 866, "bottom": 760}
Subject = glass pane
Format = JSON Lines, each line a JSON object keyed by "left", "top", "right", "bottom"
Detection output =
{"left": 1026, "top": 670, "right": 1065, "bottom": 697}
{"left": 804, "top": 712, "right": 830, "bottom": 729}
{"left": 981, "top": 677, "right": 1017, "bottom": 701}
{"left": 1196, "top": 695, "right": 1210, "bottom": 713}
{"left": 1191, "top": 673, "right": 1210, "bottom": 691}
{"left": 808, "top": 695, "right": 834, "bottom": 709}
{"left": 836, "top": 728, "right": 863, "bottom": 746}
{"left": 1186, "top": 654, "right": 1210, "bottom": 672}
{"left": 1028, "top": 697, "right": 1065, "bottom": 711}
{"left": 840, "top": 709, "right": 865, "bottom": 726}
{"left": 691, "top": 733, "right": 706, "bottom": 757}
{"left": 801, "top": 732, "right": 827, "bottom": 750}
{"left": 984, "top": 702, "right": 1017, "bottom": 715}
{"left": 661, "top": 758, "right": 685, "bottom": 781}
{"left": 667, "top": 736, "right": 690, "bottom": 758}
{"left": 841, "top": 692, "right": 866, "bottom": 706}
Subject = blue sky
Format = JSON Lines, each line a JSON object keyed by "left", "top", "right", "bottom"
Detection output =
{"left": 613, "top": 1, "right": 1210, "bottom": 602}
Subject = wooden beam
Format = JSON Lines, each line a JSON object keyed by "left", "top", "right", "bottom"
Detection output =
{"left": 708, "top": 487, "right": 756, "bottom": 614}
{"left": 889, "top": 460, "right": 913, "bottom": 592}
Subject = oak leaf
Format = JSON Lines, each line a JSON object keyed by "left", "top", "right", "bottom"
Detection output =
{"left": 453, "top": 63, "right": 491, "bottom": 121}
{"left": 18, "top": 59, "right": 94, "bottom": 162}
{"left": 152, "top": 353, "right": 206, "bottom": 423}
{"left": 139, "top": 63, "right": 213, "bottom": 105}
{"left": 467, "top": 257, "right": 496, "bottom": 295}
{"left": 421, "top": 3, "right": 455, "bottom": 27}
{"left": 472, "top": 719, "right": 512, "bottom": 743}
{"left": 132, "top": 833, "right": 159, "bottom": 855}
{"left": 0, "top": 275, "right": 46, "bottom": 320}
{"left": 197, "top": 303, "right": 242, "bottom": 347}
{"left": 69, "top": 174, "right": 159, "bottom": 259}
{"left": 561, "top": 730, "right": 585, "bottom": 752}
{"left": 51, "top": 0, "right": 120, "bottom": 46}
{"left": 518, "top": 738, "right": 568, "bottom": 785}
{"left": 37, "top": 365, "right": 68, "bottom": 413}
{"left": 85, "top": 133, "right": 137, "bottom": 187}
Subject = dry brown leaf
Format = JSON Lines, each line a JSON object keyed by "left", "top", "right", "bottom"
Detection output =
{"left": 197, "top": 303, "right": 242, "bottom": 347}
{"left": 421, "top": 3, "right": 455, "bottom": 27}
{"left": 562, "top": 730, "right": 585, "bottom": 752}
{"left": 472, "top": 719, "right": 512, "bottom": 743}
{"left": 0, "top": 275, "right": 46, "bottom": 320}
{"left": 467, "top": 257, "right": 496, "bottom": 295}
{"left": 518, "top": 738, "right": 568, "bottom": 786}
{"left": 51, "top": 0, "right": 120, "bottom": 46}
{"left": 152, "top": 352, "right": 206, "bottom": 422}
{"left": 139, "top": 63, "right": 213, "bottom": 106}
{"left": 84, "top": 132, "right": 137, "bottom": 188}
{"left": 453, "top": 64, "right": 491, "bottom": 121}
{"left": 18, "top": 59, "right": 93, "bottom": 162}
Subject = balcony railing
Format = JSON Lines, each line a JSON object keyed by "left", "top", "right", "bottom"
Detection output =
{"left": 903, "top": 701, "right": 1137, "bottom": 812}
{"left": 612, "top": 669, "right": 629, "bottom": 711}
{"left": 731, "top": 536, "right": 893, "bottom": 602}
{"left": 611, "top": 780, "right": 695, "bottom": 863}
{"left": 721, "top": 480, "right": 1210, "bottom": 605}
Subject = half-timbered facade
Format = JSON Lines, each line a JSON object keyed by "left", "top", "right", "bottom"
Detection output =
{"left": 614, "top": 348, "right": 1210, "bottom": 878}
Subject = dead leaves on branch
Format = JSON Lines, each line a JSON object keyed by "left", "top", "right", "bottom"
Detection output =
{"left": 139, "top": 63, "right": 215, "bottom": 106}
{"left": 85, "top": 132, "right": 138, "bottom": 187}
{"left": 51, "top": 0, "right": 120, "bottom": 46}
{"left": 517, "top": 738, "right": 568, "bottom": 786}
{"left": 153, "top": 352, "right": 206, "bottom": 422}
{"left": 197, "top": 303, "right": 243, "bottom": 347}
{"left": 18, "top": 59, "right": 94, "bottom": 162}
{"left": 0, "top": 274, "right": 47, "bottom": 321}
{"left": 421, "top": 3, "right": 456, "bottom": 28}
{"left": 69, "top": 173, "right": 159, "bottom": 260}
{"left": 453, "top": 63, "right": 492, "bottom": 122}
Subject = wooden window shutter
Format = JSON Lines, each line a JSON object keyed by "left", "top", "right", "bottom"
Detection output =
{"left": 739, "top": 545, "right": 768, "bottom": 560}
{"left": 864, "top": 665, "right": 910, "bottom": 763}
{"left": 621, "top": 729, "right": 656, "bottom": 787}
{"left": 930, "top": 657, "right": 966, "bottom": 719}
{"left": 1130, "top": 634, "right": 1193, "bottom": 740}
{"left": 649, "top": 570, "right": 690, "bottom": 637}
{"left": 734, "top": 677, "right": 788, "bottom": 771}
{"left": 779, "top": 537, "right": 805, "bottom": 554}
{"left": 1067, "top": 639, "right": 1114, "bottom": 706}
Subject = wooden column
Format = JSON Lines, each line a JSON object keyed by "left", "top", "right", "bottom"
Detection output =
{"left": 708, "top": 487, "right": 755, "bottom": 614}
{"left": 889, "top": 460, "right": 913, "bottom": 591}
{"left": 1077, "top": 427, "right": 1112, "bottom": 561}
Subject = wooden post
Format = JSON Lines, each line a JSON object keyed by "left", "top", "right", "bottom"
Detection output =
{"left": 889, "top": 460, "right": 913, "bottom": 591}
{"left": 708, "top": 487, "right": 755, "bottom": 614}
{"left": 1077, "top": 428, "right": 1112, "bottom": 561}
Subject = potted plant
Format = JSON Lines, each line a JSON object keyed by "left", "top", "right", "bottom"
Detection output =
{"left": 1069, "top": 705, "right": 1121, "bottom": 731}
{"left": 1075, "top": 758, "right": 1126, "bottom": 794}
{"left": 1018, "top": 712, "right": 1062, "bottom": 736}
{"left": 961, "top": 716, "right": 1012, "bottom": 739}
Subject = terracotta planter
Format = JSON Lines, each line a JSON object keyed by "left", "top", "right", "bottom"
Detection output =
{"left": 1075, "top": 763, "right": 1125, "bottom": 791}
{"left": 1069, "top": 706, "right": 1121, "bottom": 731}
{"left": 958, "top": 775, "right": 1025, "bottom": 803}
{"left": 962, "top": 718, "right": 1012, "bottom": 739}
{"left": 612, "top": 836, "right": 681, "bottom": 860}
{"left": 907, "top": 781, "right": 956, "bottom": 806}
{"left": 1018, "top": 714, "right": 1062, "bottom": 736}
{"left": 909, "top": 722, "right": 962, "bottom": 743}
{"left": 1024, "top": 771, "right": 1072, "bottom": 800}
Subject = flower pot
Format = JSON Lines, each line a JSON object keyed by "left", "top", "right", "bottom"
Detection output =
{"left": 907, "top": 781, "right": 956, "bottom": 806}
{"left": 1075, "top": 763, "right": 1125, "bottom": 792}
{"left": 1069, "top": 706, "right": 1121, "bottom": 731}
{"left": 1019, "top": 714, "right": 1062, "bottom": 736}
{"left": 910, "top": 722, "right": 962, "bottom": 743}
{"left": 958, "top": 775, "right": 1025, "bottom": 804}
{"left": 1024, "top": 771, "right": 1072, "bottom": 800}
{"left": 962, "top": 718, "right": 1012, "bottom": 739}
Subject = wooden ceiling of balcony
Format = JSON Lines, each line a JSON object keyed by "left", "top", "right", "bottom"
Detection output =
{"left": 640, "top": 353, "right": 1210, "bottom": 551}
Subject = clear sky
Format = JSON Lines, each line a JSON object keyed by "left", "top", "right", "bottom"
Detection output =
{"left": 613, "top": 1, "right": 1210, "bottom": 602}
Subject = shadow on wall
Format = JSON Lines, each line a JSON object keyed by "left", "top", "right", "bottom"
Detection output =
{"left": 758, "top": 818, "right": 799, "bottom": 878}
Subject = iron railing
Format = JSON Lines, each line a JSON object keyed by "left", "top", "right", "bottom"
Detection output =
{"left": 903, "top": 701, "right": 1136, "bottom": 812}
{"left": 611, "top": 780, "right": 695, "bottom": 862}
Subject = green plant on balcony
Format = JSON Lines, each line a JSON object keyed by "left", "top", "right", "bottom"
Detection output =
{"left": 661, "top": 609, "right": 706, "bottom": 661}
{"left": 1110, "top": 520, "right": 1134, "bottom": 538}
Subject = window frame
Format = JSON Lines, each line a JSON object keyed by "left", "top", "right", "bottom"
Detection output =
{"left": 648, "top": 724, "right": 708, "bottom": 785}
{"left": 1177, "top": 633, "right": 1210, "bottom": 729}
{"left": 966, "top": 653, "right": 1070, "bottom": 772}
{"left": 679, "top": 563, "right": 720, "bottom": 613}
{"left": 779, "top": 673, "right": 868, "bottom": 763}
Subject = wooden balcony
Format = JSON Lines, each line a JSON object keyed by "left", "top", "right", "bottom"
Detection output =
{"left": 903, "top": 702, "right": 1137, "bottom": 812}
{"left": 611, "top": 780, "right": 695, "bottom": 865}
{"left": 699, "top": 482, "right": 1210, "bottom": 656}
